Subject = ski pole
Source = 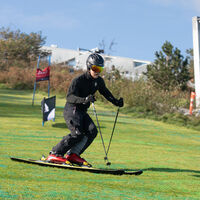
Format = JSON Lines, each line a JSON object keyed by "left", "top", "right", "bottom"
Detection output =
{"left": 106, "top": 107, "right": 120, "bottom": 156}
{"left": 92, "top": 103, "right": 111, "bottom": 166}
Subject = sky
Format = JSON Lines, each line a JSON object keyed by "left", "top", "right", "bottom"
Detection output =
{"left": 0, "top": 0, "right": 200, "bottom": 62}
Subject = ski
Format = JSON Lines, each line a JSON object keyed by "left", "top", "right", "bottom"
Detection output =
{"left": 10, "top": 157, "right": 143, "bottom": 176}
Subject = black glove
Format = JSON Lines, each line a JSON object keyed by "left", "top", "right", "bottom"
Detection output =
{"left": 114, "top": 97, "right": 124, "bottom": 107}
{"left": 85, "top": 95, "right": 96, "bottom": 103}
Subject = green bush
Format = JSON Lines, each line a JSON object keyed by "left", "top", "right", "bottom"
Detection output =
{"left": 103, "top": 77, "right": 189, "bottom": 115}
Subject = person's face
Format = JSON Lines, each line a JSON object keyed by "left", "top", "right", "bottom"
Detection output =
{"left": 90, "top": 69, "right": 100, "bottom": 79}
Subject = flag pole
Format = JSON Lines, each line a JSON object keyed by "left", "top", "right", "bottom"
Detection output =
{"left": 48, "top": 55, "right": 51, "bottom": 98}
{"left": 32, "top": 55, "right": 40, "bottom": 106}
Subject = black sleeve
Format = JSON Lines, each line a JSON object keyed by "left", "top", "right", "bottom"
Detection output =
{"left": 66, "top": 78, "right": 86, "bottom": 104}
{"left": 98, "top": 78, "right": 117, "bottom": 105}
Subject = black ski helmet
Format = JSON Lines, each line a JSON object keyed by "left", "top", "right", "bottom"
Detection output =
{"left": 86, "top": 53, "right": 104, "bottom": 71}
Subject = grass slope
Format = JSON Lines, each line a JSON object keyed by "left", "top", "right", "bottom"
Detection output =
{"left": 0, "top": 88, "right": 200, "bottom": 200}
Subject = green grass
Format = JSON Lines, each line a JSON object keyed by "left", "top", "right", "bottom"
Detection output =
{"left": 0, "top": 88, "right": 200, "bottom": 200}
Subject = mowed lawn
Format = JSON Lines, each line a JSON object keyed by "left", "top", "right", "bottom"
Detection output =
{"left": 0, "top": 88, "right": 200, "bottom": 200}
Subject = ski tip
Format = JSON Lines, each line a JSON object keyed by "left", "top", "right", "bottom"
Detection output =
{"left": 135, "top": 170, "right": 143, "bottom": 175}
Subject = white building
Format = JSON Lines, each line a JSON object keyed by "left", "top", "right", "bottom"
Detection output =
{"left": 42, "top": 45, "right": 151, "bottom": 80}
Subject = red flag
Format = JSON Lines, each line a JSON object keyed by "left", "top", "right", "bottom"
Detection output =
{"left": 36, "top": 66, "right": 50, "bottom": 82}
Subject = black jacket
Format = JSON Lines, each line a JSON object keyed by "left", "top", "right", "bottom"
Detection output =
{"left": 65, "top": 71, "right": 117, "bottom": 111}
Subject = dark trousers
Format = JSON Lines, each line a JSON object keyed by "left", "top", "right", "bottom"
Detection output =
{"left": 52, "top": 105, "right": 98, "bottom": 156}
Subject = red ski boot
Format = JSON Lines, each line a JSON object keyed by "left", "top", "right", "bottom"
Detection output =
{"left": 65, "top": 153, "right": 92, "bottom": 167}
{"left": 46, "top": 153, "right": 72, "bottom": 165}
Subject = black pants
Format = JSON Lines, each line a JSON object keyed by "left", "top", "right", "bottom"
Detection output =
{"left": 52, "top": 105, "right": 98, "bottom": 156}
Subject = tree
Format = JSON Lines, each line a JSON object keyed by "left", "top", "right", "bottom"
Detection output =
{"left": 98, "top": 38, "right": 117, "bottom": 55}
{"left": 0, "top": 27, "right": 50, "bottom": 68}
{"left": 144, "top": 41, "right": 190, "bottom": 90}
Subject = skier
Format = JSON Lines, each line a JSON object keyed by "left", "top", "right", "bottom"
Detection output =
{"left": 47, "top": 53, "right": 124, "bottom": 166}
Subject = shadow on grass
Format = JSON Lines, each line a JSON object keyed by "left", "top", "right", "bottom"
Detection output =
{"left": 52, "top": 122, "right": 106, "bottom": 129}
{"left": 0, "top": 88, "right": 33, "bottom": 95}
{"left": 122, "top": 167, "right": 200, "bottom": 176}
{"left": 143, "top": 167, "right": 200, "bottom": 174}
{"left": 0, "top": 103, "right": 41, "bottom": 118}
{"left": 192, "top": 175, "right": 200, "bottom": 178}
{"left": 52, "top": 123, "right": 67, "bottom": 129}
